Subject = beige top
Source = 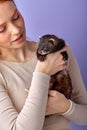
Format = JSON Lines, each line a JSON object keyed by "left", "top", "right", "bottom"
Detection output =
{"left": 0, "top": 46, "right": 87, "bottom": 130}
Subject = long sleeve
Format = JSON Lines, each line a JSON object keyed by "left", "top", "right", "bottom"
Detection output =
{"left": 62, "top": 47, "right": 87, "bottom": 125}
{"left": 0, "top": 72, "right": 50, "bottom": 130}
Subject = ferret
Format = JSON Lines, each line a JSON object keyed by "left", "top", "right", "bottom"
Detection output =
{"left": 37, "top": 34, "right": 72, "bottom": 99}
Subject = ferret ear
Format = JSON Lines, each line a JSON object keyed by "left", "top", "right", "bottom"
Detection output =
{"left": 48, "top": 38, "right": 56, "bottom": 45}
{"left": 38, "top": 36, "right": 41, "bottom": 39}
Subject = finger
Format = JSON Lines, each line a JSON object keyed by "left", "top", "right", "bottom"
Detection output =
{"left": 48, "top": 90, "right": 58, "bottom": 97}
{"left": 25, "top": 88, "right": 29, "bottom": 93}
{"left": 60, "top": 63, "right": 67, "bottom": 70}
{"left": 62, "top": 60, "right": 67, "bottom": 66}
{"left": 65, "top": 60, "right": 68, "bottom": 66}
{"left": 59, "top": 45, "right": 69, "bottom": 53}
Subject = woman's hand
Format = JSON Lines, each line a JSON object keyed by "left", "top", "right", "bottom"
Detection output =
{"left": 45, "top": 90, "right": 70, "bottom": 116}
{"left": 25, "top": 87, "right": 70, "bottom": 116}
{"left": 35, "top": 45, "right": 68, "bottom": 76}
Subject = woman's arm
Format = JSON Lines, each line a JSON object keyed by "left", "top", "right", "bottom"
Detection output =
{"left": 62, "top": 46, "right": 87, "bottom": 125}
{"left": 0, "top": 72, "right": 50, "bottom": 130}
{"left": 0, "top": 48, "right": 67, "bottom": 130}
{"left": 45, "top": 46, "right": 87, "bottom": 125}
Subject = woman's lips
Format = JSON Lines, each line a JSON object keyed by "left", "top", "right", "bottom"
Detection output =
{"left": 12, "top": 33, "right": 24, "bottom": 44}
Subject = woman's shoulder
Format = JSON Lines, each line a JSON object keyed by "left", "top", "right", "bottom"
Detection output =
{"left": 27, "top": 40, "right": 38, "bottom": 52}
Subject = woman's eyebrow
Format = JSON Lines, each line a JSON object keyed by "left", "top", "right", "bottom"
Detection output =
{"left": 0, "top": 9, "right": 17, "bottom": 26}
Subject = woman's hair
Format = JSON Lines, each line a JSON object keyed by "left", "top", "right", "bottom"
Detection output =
{"left": 0, "top": 0, "right": 13, "bottom": 1}
{"left": 0, "top": 0, "right": 15, "bottom": 5}
{"left": 0, "top": 0, "right": 14, "bottom": 3}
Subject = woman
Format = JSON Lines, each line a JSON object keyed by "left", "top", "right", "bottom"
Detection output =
{"left": 0, "top": 0, "right": 87, "bottom": 130}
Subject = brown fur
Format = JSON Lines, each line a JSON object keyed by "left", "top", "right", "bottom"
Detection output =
{"left": 37, "top": 34, "right": 72, "bottom": 99}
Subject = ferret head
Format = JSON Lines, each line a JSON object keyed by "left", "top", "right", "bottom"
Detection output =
{"left": 38, "top": 34, "right": 65, "bottom": 55}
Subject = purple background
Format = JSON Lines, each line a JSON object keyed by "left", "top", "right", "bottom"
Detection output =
{"left": 15, "top": 0, "right": 87, "bottom": 130}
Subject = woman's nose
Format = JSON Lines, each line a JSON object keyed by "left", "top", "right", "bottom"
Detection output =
{"left": 10, "top": 23, "right": 20, "bottom": 35}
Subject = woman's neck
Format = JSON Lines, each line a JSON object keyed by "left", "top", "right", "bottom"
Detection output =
{"left": 0, "top": 41, "right": 37, "bottom": 62}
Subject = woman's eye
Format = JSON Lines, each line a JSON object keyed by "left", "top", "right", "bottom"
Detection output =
{"left": 0, "top": 26, "right": 6, "bottom": 33}
{"left": 13, "top": 14, "right": 20, "bottom": 21}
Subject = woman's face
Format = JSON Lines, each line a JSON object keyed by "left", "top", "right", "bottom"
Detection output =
{"left": 0, "top": 1, "right": 26, "bottom": 49}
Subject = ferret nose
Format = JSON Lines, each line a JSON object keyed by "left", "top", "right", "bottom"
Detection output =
{"left": 38, "top": 50, "right": 43, "bottom": 54}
